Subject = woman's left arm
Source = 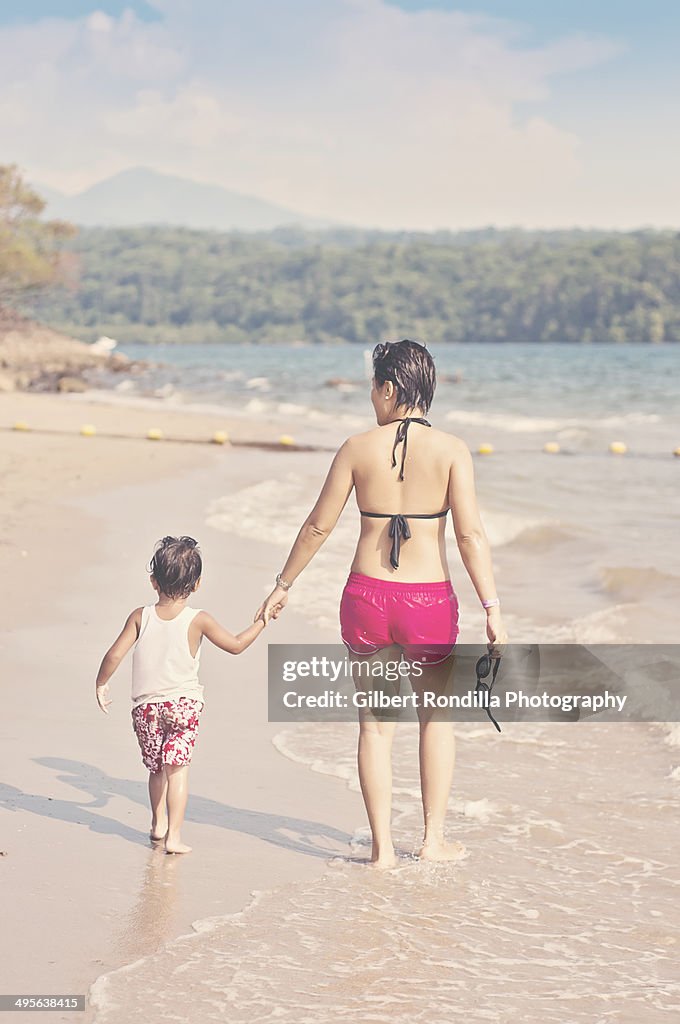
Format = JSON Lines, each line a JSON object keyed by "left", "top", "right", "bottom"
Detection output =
{"left": 255, "top": 440, "right": 355, "bottom": 622}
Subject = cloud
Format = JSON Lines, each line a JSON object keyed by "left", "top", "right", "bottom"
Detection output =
{"left": 105, "top": 87, "right": 243, "bottom": 147}
{"left": 0, "top": 0, "right": 635, "bottom": 227}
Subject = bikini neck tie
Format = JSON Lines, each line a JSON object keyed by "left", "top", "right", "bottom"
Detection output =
{"left": 391, "top": 417, "right": 431, "bottom": 482}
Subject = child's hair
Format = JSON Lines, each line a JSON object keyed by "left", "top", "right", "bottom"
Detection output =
{"left": 149, "top": 536, "right": 202, "bottom": 599}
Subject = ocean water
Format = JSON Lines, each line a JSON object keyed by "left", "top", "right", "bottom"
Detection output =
{"left": 106, "top": 341, "right": 678, "bottom": 452}
{"left": 91, "top": 719, "right": 680, "bottom": 1023}
{"left": 102, "top": 340, "right": 680, "bottom": 642}
{"left": 89, "top": 342, "right": 680, "bottom": 1022}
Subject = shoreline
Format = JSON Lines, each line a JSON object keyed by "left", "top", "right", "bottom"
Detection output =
{"left": 0, "top": 388, "right": 334, "bottom": 443}
{"left": 3, "top": 381, "right": 679, "bottom": 1021}
{"left": 0, "top": 390, "right": 338, "bottom": 627}
{"left": 0, "top": 407, "right": 362, "bottom": 1018}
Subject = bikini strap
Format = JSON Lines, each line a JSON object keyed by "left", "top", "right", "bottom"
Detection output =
{"left": 391, "top": 416, "right": 431, "bottom": 481}
{"left": 360, "top": 510, "right": 449, "bottom": 519}
{"left": 359, "top": 509, "right": 449, "bottom": 569}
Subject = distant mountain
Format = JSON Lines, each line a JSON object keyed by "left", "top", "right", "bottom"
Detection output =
{"left": 35, "top": 167, "right": 332, "bottom": 231}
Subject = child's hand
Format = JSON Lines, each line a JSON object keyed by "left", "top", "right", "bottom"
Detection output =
{"left": 96, "top": 683, "right": 112, "bottom": 714}
{"left": 255, "top": 586, "right": 289, "bottom": 624}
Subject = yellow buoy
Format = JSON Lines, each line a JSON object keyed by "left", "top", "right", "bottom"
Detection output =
{"left": 13, "top": 421, "right": 30, "bottom": 431}
{"left": 543, "top": 441, "right": 560, "bottom": 454}
{"left": 147, "top": 428, "right": 163, "bottom": 441}
{"left": 80, "top": 424, "right": 96, "bottom": 437}
{"left": 673, "top": 447, "right": 680, "bottom": 458}
{"left": 609, "top": 441, "right": 627, "bottom": 455}
{"left": 478, "top": 443, "right": 494, "bottom": 455}
{"left": 212, "top": 430, "right": 229, "bottom": 445}
{"left": 279, "top": 434, "right": 295, "bottom": 447}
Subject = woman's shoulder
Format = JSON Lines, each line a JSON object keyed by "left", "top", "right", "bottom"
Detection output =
{"left": 429, "top": 426, "right": 469, "bottom": 453}
{"left": 342, "top": 424, "right": 469, "bottom": 454}
{"left": 338, "top": 425, "right": 395, "bottom": 460}
{"left": 342, "top": 425, "right": 383, "bottom": 446}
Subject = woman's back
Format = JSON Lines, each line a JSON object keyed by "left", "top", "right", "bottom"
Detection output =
{"left": 350, "top": 420, "right": 456, "bottom": 582}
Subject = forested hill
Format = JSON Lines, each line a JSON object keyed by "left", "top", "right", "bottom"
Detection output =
{"left": 27, "top": 226, "right": 680, "bottom": 345}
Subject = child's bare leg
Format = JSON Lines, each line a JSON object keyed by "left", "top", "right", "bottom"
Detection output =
{"left": 148, "top": 768, "right": 168, "bottom": 841}
{"left": 165, "top": 764, "right": 191, "bottom": 854}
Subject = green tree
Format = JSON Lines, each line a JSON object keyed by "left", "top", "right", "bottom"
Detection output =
{"left": 24, "top": 223, "right": 680, "bottom": 345}
{"left": 0, "top": 164, "right": 77, "bottom": 304}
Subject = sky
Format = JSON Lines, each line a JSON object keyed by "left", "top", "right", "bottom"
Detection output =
{"left": 1, "top": 0, "right": 678, "bottom": 230}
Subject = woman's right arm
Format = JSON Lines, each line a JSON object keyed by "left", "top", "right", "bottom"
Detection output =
{"left": 448, "top": 440, "right": 508, "bottom": 650}
{"left": 255, "top": 440, "right": 355, "bottom": 622}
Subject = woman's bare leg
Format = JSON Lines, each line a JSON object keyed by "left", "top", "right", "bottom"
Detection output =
{"left": 358, "top": 711, "right": 398, "bottom": 867}
{"left": 418, "top": 718, "right": 464, "bottom": 859}
{"left": 412, "top": 656, "right": 466, "bottom": 861}
{"left": 148, "top": 768, "right": 168, "bottom": 841}
{"left": 353, "top": 646, "right": 402, "bottom": 869}
{"left": 165, "top": 764, "right": 191, "bottom": 854}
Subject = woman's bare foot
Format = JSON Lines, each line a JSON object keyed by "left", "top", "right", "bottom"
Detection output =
{"left": 150, "top": 831, "right": 167, "bottom": 843}
{"left": 165, "top": 838, "right": 192, "bottom": 855}
{"left": 368, "top": 844, "right": 397, "bottom": 869}
{"left": 418, "top": 839, "right": 467, "bottom": 862}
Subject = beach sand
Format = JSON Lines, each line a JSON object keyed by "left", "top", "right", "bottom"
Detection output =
{"left": 0, "top": 392, "right": 360, "bottom": 1016}
{"left": 2, "top": 390, "right": 679, "bottom": 1023}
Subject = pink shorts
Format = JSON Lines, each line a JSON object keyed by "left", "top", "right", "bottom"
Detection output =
{"left": 340, "top": 572, "right": 460, "bottom": 665}
{"left": 131, "top": 698, "right": 204, "bottom": 773}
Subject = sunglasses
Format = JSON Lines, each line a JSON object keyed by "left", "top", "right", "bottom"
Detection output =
{"left": 475, "top": 653, "right": 502, "bottom": 732}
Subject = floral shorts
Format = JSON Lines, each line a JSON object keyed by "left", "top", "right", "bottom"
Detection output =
{"left": 131, "top": 698, "right": 204, "bottom": 773}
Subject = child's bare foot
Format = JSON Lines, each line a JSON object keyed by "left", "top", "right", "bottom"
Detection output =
{"left": 165, "top": 838, "right": 192, "bottom": 855}
{"left": 150, "top": 815, "right": 168, "bottom": 842}
{"left": 418, "top": 840, "right": 467, "bottom": 862}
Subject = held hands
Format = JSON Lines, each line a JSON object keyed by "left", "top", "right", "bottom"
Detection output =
{"left": 485, "top": 605, "right": 508, "bottom": 657}
{"left": 254, "top": 585, "right": 289, "bottom": 625}
{"left": 96, "top": 682, "right": 112, "bottom": 714}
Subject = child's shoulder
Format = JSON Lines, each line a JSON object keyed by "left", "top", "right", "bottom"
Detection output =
{"left": 126, "top": 606, "right": 146, "bottom": 630}
{"left": 122, "top": 606, "right": 148, "bottom": 638}
{"left": 190, "top": 609, "right": 222, "bottom": 635}
{"left": 189, "top": 608, "right": 210, "bottom": 626}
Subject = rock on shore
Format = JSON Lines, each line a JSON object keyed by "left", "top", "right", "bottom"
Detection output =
{"left": 0, "top": 307, "right": 130, "bottom": 392}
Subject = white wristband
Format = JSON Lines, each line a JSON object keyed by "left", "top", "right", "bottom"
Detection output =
{"left": 482, "top": 598, "right": 500, "bottom": 609}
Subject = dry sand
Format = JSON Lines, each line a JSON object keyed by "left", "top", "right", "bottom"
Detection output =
{"left": 0, "top": 391, "right": 360, "bottom": 1018}
{"left": 0, "top": 392, "right": 323, "bottom": 627}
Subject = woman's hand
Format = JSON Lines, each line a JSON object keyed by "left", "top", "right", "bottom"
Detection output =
{"left": 485, "top": 606, "right": 508, "bottom": 656}
{"left": 255, "top": 585, "right": 289, "bottom": 624}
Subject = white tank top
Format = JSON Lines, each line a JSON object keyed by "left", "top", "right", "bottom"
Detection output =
{"left": 131, "top": 604, "right": 204, "bottom": 708}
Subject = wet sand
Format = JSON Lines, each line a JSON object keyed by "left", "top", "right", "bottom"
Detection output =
{"left": 0, "top": 393, "right": 360, "bottom": 1017}
{"left": 2, "top": 389, "right": 678, "bottom": 1024}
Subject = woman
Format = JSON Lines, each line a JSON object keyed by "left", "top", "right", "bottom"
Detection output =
{"left": 257, "top": 340, "right": 508, "bottom": 868}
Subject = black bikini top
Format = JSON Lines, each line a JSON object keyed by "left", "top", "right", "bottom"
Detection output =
{"left": 359, "top": 417, "right": 449, "bottom": 570}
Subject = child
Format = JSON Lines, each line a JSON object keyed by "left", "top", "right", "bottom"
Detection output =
{"left": 95, "top": 535, "right": 267, "bottom": 854}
